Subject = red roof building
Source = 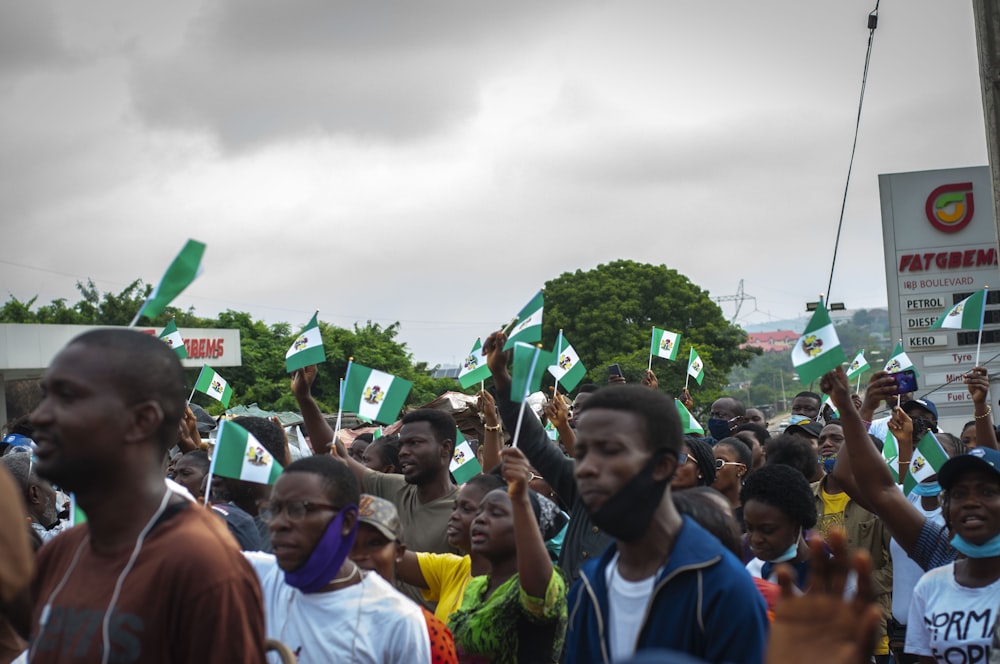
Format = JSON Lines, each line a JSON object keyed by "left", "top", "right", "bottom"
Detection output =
{"left": 742, "top": 330, "right": 801, "bottom": 353}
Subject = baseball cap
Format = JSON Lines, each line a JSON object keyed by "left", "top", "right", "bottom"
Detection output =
{"left": 1, "top": 433, "right": 34, "bottom": 455}
{"left": 938, "top": 447, "right": 1000, "bottom": 490}
{"left": 901, "top": 398, "right": 938, "bottom": 422}
{"left": 785, "top": 421, "right": 822, "bottom": 439}
{"left": 357, "top": 494, "right": 402, "bottom": 541}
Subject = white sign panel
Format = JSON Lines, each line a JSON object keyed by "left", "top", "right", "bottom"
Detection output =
{"left": 880, "top": 166, "right": 1000, "bottom": 431}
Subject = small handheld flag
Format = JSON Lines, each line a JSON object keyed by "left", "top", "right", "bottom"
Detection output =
{"left": 686, "top": 348, "right": 705, "bottom": 387}
{"left": 675, "top": 400, "right": 704, "bottom": 435}
{"left": 930, "top": 289, "right": 987, "bottom": 330}
{"left": 548, "top": 330, "right": 587, "bottom": 392}
{"left": 450, "top": 430, "right": 483, "bottom": 484}
{"left": 503, "top": 291, "right": 544, "bottom": 350}
{"left": 903, "top": 431, "right": 949, "bottom": 495}
{"left": 342, "top": 362, "right": 413, "bottom": 424}
{"left": 790, "top": 299, "right": 846, "bottom": 385}
{"left": 650, "top": 327, "right": 681, "bottom": 362}
{"left": 130, "top": 239, "right": 206, "bottom": 325}
{"left": 194, "top": 365, "right": 234, "bottom": 407}
{"left": 159, "top": 320, "right": 188, "bottom": 359}
{"left": 210, "top": 420, "right": 283, "bottom": 485}
{"left": 884, "top": 341, "right": 918, "bottom": 378}
{"left": 286, "top": 312, "right": 326, "bottom": 373}
{"left": 458, "top": 338, "right": 492, "bottom": 389}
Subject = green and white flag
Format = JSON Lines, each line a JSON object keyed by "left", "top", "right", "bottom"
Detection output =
{"left": 286, "top": 312, "right": 326, "bottom": 373}
{"left": 675, "top": 399, "right": 704, "bottom": 435}
{"left": 930, "top": 289, "right": 987, "bottom": 330}
{"left": 343, "top": 362, "right": 413, "bottom": 424}
{"left": 882, "top": 430, "right": 900, "bottom": 484}
{"left": 450, "top": 430, "right": 483, "bottom": 485}
{"left": 884, "top": 342, "right": 918, "bottom": 377}
{"left": 458, "top": 338, "right": 492, "bottom": 389}
{"left": 549, "top": 331, "right": 587, "bottom": 392}
{"left": 195, "top": 365, "right": 233, "bottom": 407}
{"left": 790, "top": 302, "right": 846, "bottom": 384}
{"left": 510, "top": 343, "right": 555, "bottom": 403}
{"left": 845, "top": 350, "right": 870, "bottom": 380}
{"left": 211, "top": 420, "right": 283, "bottom": 485}
{"left": 819, "top": 393, "right": 839, "bottom": 420}
{"left": 650, "top": 327, "right": 682, "bottom": 361}
{"left": 903, "top": 431, "right": 949, "bottom": 495}
{"left": 503, "top": 291, "right": 544, "bottom": 350}
{"left": 687, "top": 347, "right": 705, "bottom": 386}
{"left": 159, "top": 320, "right": 188, "bottom": 359}
{"left": 544, "top": 421, "right": 559, "bottom": 441}
{"left": 131, "top": 239, "right": 206, "bottom": 324}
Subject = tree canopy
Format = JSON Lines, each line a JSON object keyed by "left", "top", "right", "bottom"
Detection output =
{"left": 543, "top": 260, "right": 758, "bottom": 405}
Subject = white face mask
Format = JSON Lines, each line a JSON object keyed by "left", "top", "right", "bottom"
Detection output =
{"left": 768, "top": 529, "right": 802, "bottom": 563}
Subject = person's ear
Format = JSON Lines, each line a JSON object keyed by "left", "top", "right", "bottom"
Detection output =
{"left": 395, "top": 542, "right": 406, "bottom": 564}
{"left": 341, "top": 508, "right": 357, "bottom": 537}
{"left": 125, "top": 400, "right": 165, "bottom": 445}
{"left": 27, "top": 483, "right": 41, "bottom": 506}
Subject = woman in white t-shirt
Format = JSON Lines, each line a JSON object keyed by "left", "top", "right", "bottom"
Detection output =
{"left": 905, "top": 448, "right": 1000, "bottom": 662}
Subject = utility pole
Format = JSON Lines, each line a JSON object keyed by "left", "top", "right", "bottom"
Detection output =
{"left": 973, "top": 1, "right": 1000, "bottom": 240}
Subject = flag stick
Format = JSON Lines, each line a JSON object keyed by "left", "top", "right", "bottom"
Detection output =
{"left": 188, "top": 364, "right": 207, "bottom": 404}
{"left": 976, "top": 286, "right": 988, "bottom": 367}
{"left": 333, "top": 367, "right": 349, "bottom": 455}
{"left": 511, "top": 347, "right": 543, "bottom": 449}
{"left": 127, "top": 300, "right": 148, "bottom": 328}
{"left": 856, "top": 374, "right": 861, "bottom": 395}
{"left": 553, "top": 330, "right": 565, "bottom": 396}
{"left": 648, "top": 326, "right": 654, "bottom": 372}
{"left": 203, "top": 420, "right": 224, "bottom": 506}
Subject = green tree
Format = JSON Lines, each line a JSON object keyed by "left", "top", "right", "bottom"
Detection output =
{"left": 543, "top": 260, "right": 758, "bottom": 406}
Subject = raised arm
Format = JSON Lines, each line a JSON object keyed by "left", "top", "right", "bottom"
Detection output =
{"left": 965, "top": 366, "right": 998, "bottom": 451}
{"left": 501, "top": 448, "right": 553, "bottom": 599}
{"left": 821, "top": 368, "right": 928, "bottom": 555}
{"left": 484, "top": 332, "right": 577, "bottom": 506}
{"left": 478, "top": 389, "right": 503, "bottom": 473}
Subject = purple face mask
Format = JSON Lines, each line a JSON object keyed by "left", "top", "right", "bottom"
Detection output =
{"left": 284, "top": 505, "right": 358, "bottom": 593}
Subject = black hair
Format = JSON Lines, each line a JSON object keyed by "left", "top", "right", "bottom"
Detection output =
{"left": 576, "top": 385, "right": 682, "bottom": 457}
{"left": 715, "top": 437, "right": 752, "bottom": 469}
{"left": 683, "top": 436, "right": 717, "bottom": 486}
{"left": 673, "top": 487, "right": 742, "bottom": 558}
{"left": 961, "top": 421, "right": 976, "bottom": 434}
{"left": 179, "top": 449, "right": 210, "bottom": 472}
{"left": 71, "top": 329, "right": 187, "bottom": 451}
{"left": 764, "top": 434, "right": 818, "bottom": 481}
{"left": 284, "top": 455, "right": 360, "bottom": 508}
{"left": 367, "top": 438, "right": 401, "bottom": 473}
{"left": 712, "top": 397, "right": 746, "bottom": 417}
{"left": 794, "top": 391, "right": 822, "bottom": 403}
{"left": 353, "top": 432, "right": 375, "bottom": 444}
{"left": 466, "top": 473, "right": 506, "bottom": 493}
{"left": 733, "top": 422, "right": 770, "bottom": 444}
{"left": 575, "top": 384, "right": 599, "bottom": 395}
{"left": 232, "top": 417, "right": 289, "bottom": 466}
{"left": 4, "top": 415, "right": 33, "bottom": 438}
{"left": 401, "top": 409, "right": 457, "bottom": 456}
{"left": 0, "top": 453, "right": 31, "bottom": 494}
{"left": 740, "top": 463, "right": 817, "bottom": 529}
{"left": 937, "top": 432, "right": 966, "bottom": 458}
{"left": 868, "top": 434, "right": 884, "bottom": 453}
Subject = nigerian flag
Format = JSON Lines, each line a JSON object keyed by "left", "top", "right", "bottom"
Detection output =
{"left": 903, "top": 431, "right": 949, "bottom": 495}
{"left": 687, "top": 348, "right": 705, "bottom": 386}
{"left": 845, "top": 350, "right": 870, "bottom": 380}
{"left": 195, "top": 365, "right": 233, "bottom": 407}
{"left": 675, "top": 399, "right": 704, "bottom": 435}
{"left": 69, "top": 493, "right": 87, "bottom": 526}
{"left": 458, "top": 338, "right": 492, "bottom": 389}
{"left": 650, "top": 327, "right": 681, "bottom": 361}
{"left": 549, "top": 330, "right": 587, "bottom": 392}
{"left": 159, "top": 320, "right": 188, "bottom": 359}
{"left": 286, "top": 312, "right": 326, "bottom": 373}
{"left": 820, "top": 393, "right": 839, "bottom": 420}
{"left": 931, "top": 289, "right": 986, "bottom": 330}
{"left": 884, "top": 342, "right": 918, "bottom": 377}
{"left": 503, "top": 291, "right": 544, "bottom": 350}
{"left": 132, "top": 239, "right": 206, "bottom": 324}
{"left": 882, "top": 430, "right": 900, "bottom": 483}
{"left": 342, "top": 362, "right": 413, "bottom": 424}
{"left": 450, "top": 430, "right": 483, "bottom": 485}
{"left": 510, "top": 343, "right": 554, "bottom": 403}
{"left": 211, "top": 420, "right": 283, "bottom": 485}
{"left": 791, "top": 302, "right": 846, "bottom": 384}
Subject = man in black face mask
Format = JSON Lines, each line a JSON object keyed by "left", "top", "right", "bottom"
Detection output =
{"left": 900, "top": 397, "right": 939, "bottom": 439}
{"left": 564, "top": 384, "right": 769, "bottom": 664}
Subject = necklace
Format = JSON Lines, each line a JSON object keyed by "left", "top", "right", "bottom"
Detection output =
{"left": 327, "top": 562, "right": 361, "bottom": 588}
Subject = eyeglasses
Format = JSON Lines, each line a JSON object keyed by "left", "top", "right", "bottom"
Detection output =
{"left": 258, "top": 500, "right": 340, "bottom": 524}
{"left": 714, "top": 459, "right": 747, "bottom": 471}
{"left": 678, "top": 453, "right": 692, "bottom": 465}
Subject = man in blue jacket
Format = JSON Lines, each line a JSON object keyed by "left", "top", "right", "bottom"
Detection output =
{"left": 564, "top": 383, "right": 768, "bottom": 663}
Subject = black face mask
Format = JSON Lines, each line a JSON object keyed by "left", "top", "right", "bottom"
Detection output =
{"left": 589, "top": 450, "right": 671, "bottom": 542}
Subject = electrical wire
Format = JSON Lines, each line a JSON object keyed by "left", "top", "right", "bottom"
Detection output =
{"left": 826, "top": 2, "right": 881, "bottom": 303}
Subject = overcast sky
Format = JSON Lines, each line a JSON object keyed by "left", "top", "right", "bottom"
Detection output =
{"left": 0, "top": 1, "right": 988, "bottom": 367}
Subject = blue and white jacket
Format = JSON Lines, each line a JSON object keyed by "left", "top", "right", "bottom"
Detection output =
{"left": 565, "top": 516, "right": 768, "bottom": 664}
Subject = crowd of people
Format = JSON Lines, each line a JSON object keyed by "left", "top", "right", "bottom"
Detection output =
{"left": 1, "top": 326, "right": 1000, "bottom": 663}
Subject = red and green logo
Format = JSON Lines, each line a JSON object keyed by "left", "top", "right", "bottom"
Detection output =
{"left": 925, "top": 182, "right": 974, "bottom": 233}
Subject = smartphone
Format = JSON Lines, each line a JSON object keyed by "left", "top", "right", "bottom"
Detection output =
{"left": 608, "top": 363, "right": 623, "bottom": 377}
{"left": 888, "top": 369, "right": 918, "bottom": 396}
